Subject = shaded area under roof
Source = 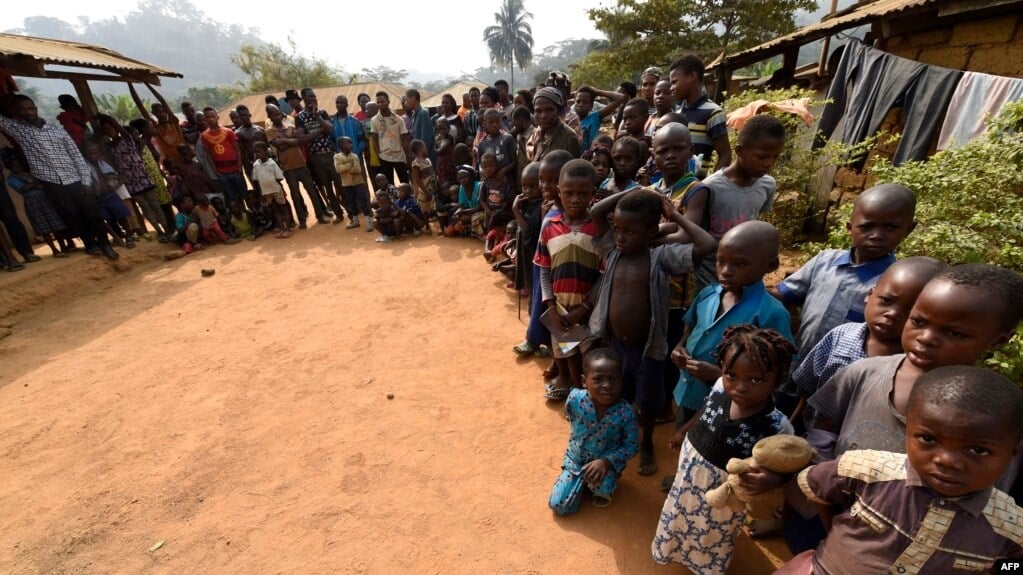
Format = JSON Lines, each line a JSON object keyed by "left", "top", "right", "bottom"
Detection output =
{"left": 0, "top": 32, "right": 181, "bottom": 85}
{"left": 219, "top": 83, "right": 412, "bottom": 125}
{"left": 707, "top": 0, "right": 950, "bottom": 71}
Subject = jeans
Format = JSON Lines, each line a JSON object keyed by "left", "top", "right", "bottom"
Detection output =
{"left": 340, "top": 184, "right": 371, "bottom": 216}
{"left": 217, "top": 171, "right": 247, "bottom": 205}
{"left": 283, "top": 167, "right": 326, "bottom": 222}
{"left": 307, "top": 153, "right": 345, "bottom": 218}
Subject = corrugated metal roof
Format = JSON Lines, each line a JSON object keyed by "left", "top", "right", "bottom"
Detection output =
{"left": 708, "top": 0, "right": 937, "bottom": 71}
{"left": 0, "top": 33, "right": 181, "bottom": 78}
{"left": 421, "top": 81, "right": 488, "bottom": 108}
{"left": 219, "top": 82, "right": 412, "bottom": 125}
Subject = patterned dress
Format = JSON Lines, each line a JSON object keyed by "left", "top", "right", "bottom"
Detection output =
{"left": 652, "top": 381, "right": 793, "bottom": 574}
{"left": 549, "top": 388, "right": 639, "bottom": 515}
{"left": 107, "top": 137, "right": 153, "bottom": 195}
{"left": 6, "top": 173, "right": 65, "bottom": 235}
{"left": 140, "top": 145, "right": 172, "bottom": 205}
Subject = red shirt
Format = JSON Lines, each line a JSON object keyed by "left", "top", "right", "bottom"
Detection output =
{"left": 57, "top": 110, "right": 89, "bottom": 146}
{"left": 201, "top": 128, "right": 239, "bottom": 174}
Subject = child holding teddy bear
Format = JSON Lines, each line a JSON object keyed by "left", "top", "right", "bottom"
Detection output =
{"left": 651, "top": 325, "right": 796, "bottom": 575}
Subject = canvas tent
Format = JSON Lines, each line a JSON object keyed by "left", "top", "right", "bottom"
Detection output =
{"left": 219, "top": 82, "right": 414, "bottom": 126}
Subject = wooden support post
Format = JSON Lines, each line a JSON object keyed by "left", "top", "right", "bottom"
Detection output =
{"left": 818, "top": 0, "right": 839, "bottom": 76}
{"left": 70, "top": 78, "right": 99, "bottom": 132}
{"left": 713, "top": 67, "right": 732, "bottom": 102}
{"left": 127, "top": 83, "right": 152, "bottom": 123}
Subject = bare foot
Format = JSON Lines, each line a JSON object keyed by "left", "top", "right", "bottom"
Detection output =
{"left": 639, "top": 444, "right": 657, "bottom": 476}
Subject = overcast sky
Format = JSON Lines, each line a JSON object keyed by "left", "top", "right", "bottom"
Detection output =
{"left": 1, "top": 0, "right": 607, "bottom": 78}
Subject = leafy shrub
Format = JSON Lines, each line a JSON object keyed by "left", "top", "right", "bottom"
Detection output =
{"left": 811, "top": 101, "right": 1023, "bottom": 380}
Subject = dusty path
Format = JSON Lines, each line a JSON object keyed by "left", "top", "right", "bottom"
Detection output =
{"left": 0, "top": 225, "right": 785, "bottom": 574}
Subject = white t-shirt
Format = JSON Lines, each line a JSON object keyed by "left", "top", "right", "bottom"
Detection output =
{"left": 252, "top": 158, "right": 284, "bottom": 195}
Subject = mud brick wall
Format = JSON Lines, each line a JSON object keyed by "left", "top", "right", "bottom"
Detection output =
{"left": 885, "top": 13, "right": 1023, "bottom": 78}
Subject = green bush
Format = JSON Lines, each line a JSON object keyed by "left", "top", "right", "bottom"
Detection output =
{"left": 722, "top": 88, "right": 880, "bottom": 247}
{"left": 811, "top": 101, "right": 1023, "bottom": 380}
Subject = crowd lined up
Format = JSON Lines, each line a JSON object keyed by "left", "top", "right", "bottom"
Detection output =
{"left": 2, "top": 51, "right": 1023, "bottom": 575}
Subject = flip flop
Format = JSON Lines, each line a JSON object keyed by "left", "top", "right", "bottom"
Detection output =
{"left": 512, "top": 341, "right": 535, "bottom": 355}
{"left": 591, "top": 494, "right": 612, "bottom": 508}
{"left": 534, "top": 345, "right": 551, "bottom": 358}
{"left": 544, "top": 382, "right": 571, "bottom": 401}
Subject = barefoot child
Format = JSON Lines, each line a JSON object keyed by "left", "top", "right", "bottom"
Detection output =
{"left": 652, "top": 325, "right": 796, "bottom": 574}
{"left": 790, "top": 256, "right": 947, "bottom": 426}
{"left": 587, "top": 187, "right": 717, "bottom": 476}
{"left": 480, "top": 151, "right": 512, "bottom": 240}
{"left": 251, "top": 142, "right": 293, "bottom": 238}
{"left": 777, "top": 365, "right": 1023, "bottom": 575}
{"left": 192, "top": 195, "right": 237, "bottom": 244}
{"left": 549, "top": 348, "right": 640, "bottom": 515}
{"left": 334, "top": 136, "right": 372, "bottom": 231}
{"left": 536, "top": 159, "right": 599, "bottom": 400}
{"left": 174, "top": 196, "right": 202, "bottom": 253}
{"left": 511, "top": 161, "right": 549, "bottom": 358}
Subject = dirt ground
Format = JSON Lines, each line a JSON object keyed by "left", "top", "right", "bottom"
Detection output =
{"left": 0, "top": 224, "right": 789, "bottom": 574}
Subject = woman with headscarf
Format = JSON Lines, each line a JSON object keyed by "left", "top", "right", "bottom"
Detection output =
{"left": 525, "top": 87, "right": 581, "bottom": 162}
{"left": 545, "top": 71, "right": 583, "bottom": 144}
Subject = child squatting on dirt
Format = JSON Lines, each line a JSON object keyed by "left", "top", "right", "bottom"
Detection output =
{"left": 549, "top": 348, "right": 639, "bottom": 515}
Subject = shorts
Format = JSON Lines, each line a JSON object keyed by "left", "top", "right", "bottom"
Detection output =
{"left": 262, "top": 191, "right": 288, "bottom": 205}
{"left": 114, "top": 184, "right": 131, "bottom": 200}
{"left": 611, "top": 337, "right": 665, "bottom": 414}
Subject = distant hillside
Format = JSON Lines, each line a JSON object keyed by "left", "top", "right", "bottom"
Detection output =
{"left": 5, "top": 0, "right": 264, "bottom": 98}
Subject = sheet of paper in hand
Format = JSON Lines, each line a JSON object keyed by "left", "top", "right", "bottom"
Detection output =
{"left": 540, "top": 307, "right": 590, "bottom": 355}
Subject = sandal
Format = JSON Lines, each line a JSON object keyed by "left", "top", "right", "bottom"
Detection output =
{"left": 53, "top": 251, "right": 70, "bottom": 259}
{"left": 591, "top": 494, "right": 612, "bottom": 508}
{"left": 534, "top": 345, "right": 551, "bottom": 358}
{"left": 512, "top": 341, "right": 535, "bottom": 355}
{"left": 544, "top": 382, "right": 572, "bottom": 401}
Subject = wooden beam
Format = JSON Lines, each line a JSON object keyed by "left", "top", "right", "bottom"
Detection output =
{"left": 127, "top": 83, "right": 153, "bottom": 123}
{"left": 70, "top": 78, "right": 100, "bottom": 133}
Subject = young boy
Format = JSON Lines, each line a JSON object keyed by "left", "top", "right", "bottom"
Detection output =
{"left": 776, "top": 183, "right": 917, "bottom": 375}
{"left": 778, "top": 365, "right": 1023, "bottom": 575}
{"left": 599, "top": 136, "right": 644, "bottom": 196}
{"left": 697, "top": 114, "right": 786, "bottom": 293}
{"left": 668, "top": 53, "right": 730, "bottom": 172}
{"left": 549, "top": 348, "right": 639, "bottom": 515}
{"left": 200, "top": 107, "right": 246, "bottom": 206}
{"left": 394, "top": 183, "right": 425, "bottom": 236}
{"left": 575, "top": 85, "right": 627, "bottom": 152}
{"left": 372, "top": 193, "right": 401, "bottom": 243}
{"left": 535, "top": 159, "right": 600, "bottom": 399}
{"left": 790, "top": 256, "right": 947, "bottom": 426}
{"left": 588, "top": 188, "right": 717, "bottom": 476}
{"left": 511, "top": 161, "right": 549, "bottom": 357}
{"left": 664, "top": 221, "right": 794, "bottom": 489}
{"left": 784, "top": 264, "right": 1023, "bottom": 554}
{"left": 334, "top": 136, "right": 372, "bottom": 231}
{"left": 174, "top": 196, "right": 202, "bottom": 253}
{"left": 251, "top": 142, "right": 293, "bottom": 238}
{"left": 476, "top": 109, "right": 517, "bottom": 183}
{"left": 618, "top": 98, "right": 651, "bottom": 145}
{"left": 373, "top": 173, "right": 399, "bottom": 202}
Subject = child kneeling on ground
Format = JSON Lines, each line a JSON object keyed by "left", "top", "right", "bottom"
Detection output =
{"left": 549, "top": 348, "right": 639, "bottom": 515}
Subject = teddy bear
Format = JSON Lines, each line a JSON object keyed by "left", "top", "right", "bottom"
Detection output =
{"left": 705, "top": 435, "right": 815, "bottom": 520}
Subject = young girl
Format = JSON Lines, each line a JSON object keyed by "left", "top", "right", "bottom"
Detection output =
{"left": 652, "top": 325, "right": 796, "bottom": 575}
{"left": 129, "top": 119, "right": 176, "bottom": 241}
{"left": 192, "top": 195, "right": 236, "bottom": 245}
{"left": 409, "top": 139, "right": 437, "bottom": 227}
{"left": 3, "top": 151, "right": 69, "bottom": 257}
{"left": 479, "top": 151, "right": 511, "bottom": 241}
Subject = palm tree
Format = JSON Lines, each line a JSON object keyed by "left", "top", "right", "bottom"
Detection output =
{"left": 482, "top": 0, "right": 534, "bottom": 92}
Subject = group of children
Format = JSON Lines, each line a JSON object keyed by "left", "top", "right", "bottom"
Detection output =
{"left": 518, "top": 70, "right": 1023, "bottom": 573}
